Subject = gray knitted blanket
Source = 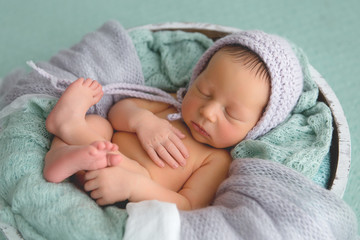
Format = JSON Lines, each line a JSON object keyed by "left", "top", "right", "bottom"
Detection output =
{"left": 0, "top": 20, "right": 357, "bottom": 239}
{"left": 180, "top": 158, "right": 358, "bottom": 239}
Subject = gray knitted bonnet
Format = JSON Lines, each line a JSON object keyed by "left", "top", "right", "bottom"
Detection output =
{"left": 185, "top": 30, "right": 304, "bottom": 140}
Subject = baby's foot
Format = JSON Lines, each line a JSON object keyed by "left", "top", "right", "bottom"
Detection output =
{"left": 46, "top": 78, "right": 103, "bottom": 137}
{"left": 44, "top": 141, "right": 121, "bottom": 183}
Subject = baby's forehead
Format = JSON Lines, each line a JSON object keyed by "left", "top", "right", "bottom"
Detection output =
{"left": 207, "top": 47, "right": 271, "bottom": 83}
{"left": 199, "top": 53, "right": 271, "bottom": 96}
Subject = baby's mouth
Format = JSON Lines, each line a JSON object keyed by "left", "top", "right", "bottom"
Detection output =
{"left": 191, "top": 121, "right": 210, "bottom": 138}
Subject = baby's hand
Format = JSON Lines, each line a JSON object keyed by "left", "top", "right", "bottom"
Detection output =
{"left": 136, "top": 114, "right": 189, "bottom": 168}
{"left": 84, "top": 166, "right": 136, "bottom": 206}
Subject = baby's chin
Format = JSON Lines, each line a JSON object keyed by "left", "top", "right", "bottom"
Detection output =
{"left": 189, "top": 130, "right": 214, "bottom": 147}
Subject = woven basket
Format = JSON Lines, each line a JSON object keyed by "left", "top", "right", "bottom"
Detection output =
{"left": 130, "top": 22, "right": 351, "bottom": 197}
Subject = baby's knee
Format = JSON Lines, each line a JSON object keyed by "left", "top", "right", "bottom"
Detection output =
{"left": 85, "top": 114, "right": 113, "bottom": 140}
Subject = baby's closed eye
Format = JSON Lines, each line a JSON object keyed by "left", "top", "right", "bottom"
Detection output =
{"left": 196, "top": 85, "right": 211, "bottom": 97}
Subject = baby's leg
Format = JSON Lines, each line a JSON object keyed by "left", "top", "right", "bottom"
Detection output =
{"left": 46, "top": 78, "right": 108, "bottom": 145}
{"left": 44, "top": 138, "right": 121, "bottom": 183}
{"left": 44, "top": 78, "right": 119, "bottom": 182}
{"left": 44, "top": 110, "right": 117, "bottom": 183}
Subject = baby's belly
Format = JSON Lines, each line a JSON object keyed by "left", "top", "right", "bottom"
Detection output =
{"left": 112, "top": 132, "right": 197, "bottom": 192}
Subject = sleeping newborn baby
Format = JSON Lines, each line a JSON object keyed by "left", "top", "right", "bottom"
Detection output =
{"left": 43, "top": 30, "right": 303, "bottom": 210}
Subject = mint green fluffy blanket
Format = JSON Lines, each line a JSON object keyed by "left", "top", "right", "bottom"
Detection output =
{"left": 0, "top": 22, "right": 332, "bottom": 239}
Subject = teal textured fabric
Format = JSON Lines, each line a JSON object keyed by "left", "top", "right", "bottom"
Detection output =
{"left": 0, "top": 96, "right": 127, "bottom": 239}
{"left": 129, "top": 29, "right": 213, "bottom": 91}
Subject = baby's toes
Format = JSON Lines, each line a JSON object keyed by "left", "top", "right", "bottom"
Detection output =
{"left": 91, "top": 141, "right": 106, "bottom": 151}
{"left": 103, "top": 141, "right": 118, "bottom": 151}
{"left": 107, "top": 154, "right": 122, "bottom": 166}
{"left": 73, "top": 78, "right": 85, "bottom": 86}
{"left": 90, "top": 80, "right": 100, "bottom": 90}
{"left": 103, "top": 141, "right": 113, "bottom": 150}
{"left": 83, "top": 78, "right": 93, "bottom": 87}
{"left": 111, "top": 143, "right": 119, "bottom": 152}
{"left": 88, "top": 144, "right": 100, "bottom": 156}
{"left": 93, "top": 86, "right": 103, "bottom": 99}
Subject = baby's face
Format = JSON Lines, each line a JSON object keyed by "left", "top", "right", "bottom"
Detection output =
{"left": 182, "top": 50, "right": 270, "bottom": 148}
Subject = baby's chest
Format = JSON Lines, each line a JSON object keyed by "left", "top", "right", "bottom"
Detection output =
{"left": 112, "top": 125, "right": 211, "bottom": 192}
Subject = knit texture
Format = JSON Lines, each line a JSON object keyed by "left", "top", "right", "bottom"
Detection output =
{"left": 180, "top": 158, "right": 358, "bottom": 240}
{"left": 0, "top": 21, "right": 342, "bottom": 239}
{"left": 0, "top": 21, "right": 147, "bottom": 118}
{"left": 231, "top": 46, "right": 333, "bottom": 179}
{"left": 0, "top": 96, "right": 127, "bottom": 240}
{"left": 0, "top": 21, "right": 180, "bottom": 118}
{"left": 189, "top": 31, "right": 304, "bottom": 140}
{"left": 129, "top": 29, "right": 213, "bottom": 91}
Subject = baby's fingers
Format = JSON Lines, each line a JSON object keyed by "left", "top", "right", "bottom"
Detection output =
{"left": 96, "top": 198, "right": 109, "bottom": 206}
{"left": 164, "top": 137, "right": 188, "bottom": 167}
{"left": 84, "top": 170, "right": 99, "bottom": 181}
{"left": 169, "top": 134, "right": 189, "bottom": 160}
{"left": 159, "top": 142, "right": 184, "bottom": 168}
{"left": 171, "top": 125, "right": 186, "bottom": 139}
{"left": 145, "top": 146, "right": 166, "bottom": 168}
{"left": 84, "top": 178, "right": 99, "bottom": 192}
{"left": 90, "top": 189, "right": 102, "bottom": 200}
{"left": 146, "top": 144, "right": 180, "bottom": 169}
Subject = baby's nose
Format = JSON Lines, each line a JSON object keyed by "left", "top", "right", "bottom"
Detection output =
{"left": 200, "top": 101, "right": 219, "bottom": 123}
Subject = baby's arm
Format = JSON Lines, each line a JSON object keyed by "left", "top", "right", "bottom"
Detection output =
{"left": 84, "top": 149, "right": 231, "bottom": 210}
{"left": 175, "top": 149, "right": 231, "bottom": 209}
{"left": 108, "top": 98, "right": 189, "bottom": 168}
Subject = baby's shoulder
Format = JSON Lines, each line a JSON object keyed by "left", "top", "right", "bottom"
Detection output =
{"left": 190, "top": 147, "right": 231, "bottom": 183}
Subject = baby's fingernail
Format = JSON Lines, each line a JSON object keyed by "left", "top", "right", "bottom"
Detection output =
{"left": 173, "top": 163, "right": 179, "bottom": 168}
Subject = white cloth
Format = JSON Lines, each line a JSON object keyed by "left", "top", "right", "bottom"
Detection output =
{"left": 0, "top": 222, "right": 24, "bottom": 240}
{"left": 124, "top": 200, "right": 180, "bottom": 240}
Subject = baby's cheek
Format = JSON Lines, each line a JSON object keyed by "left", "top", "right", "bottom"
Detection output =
{"left": 217, "top": 124, "right": 246, "bottom": 147}
{"left": 182, "top": 99, "right": 196, "bottom": 120}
